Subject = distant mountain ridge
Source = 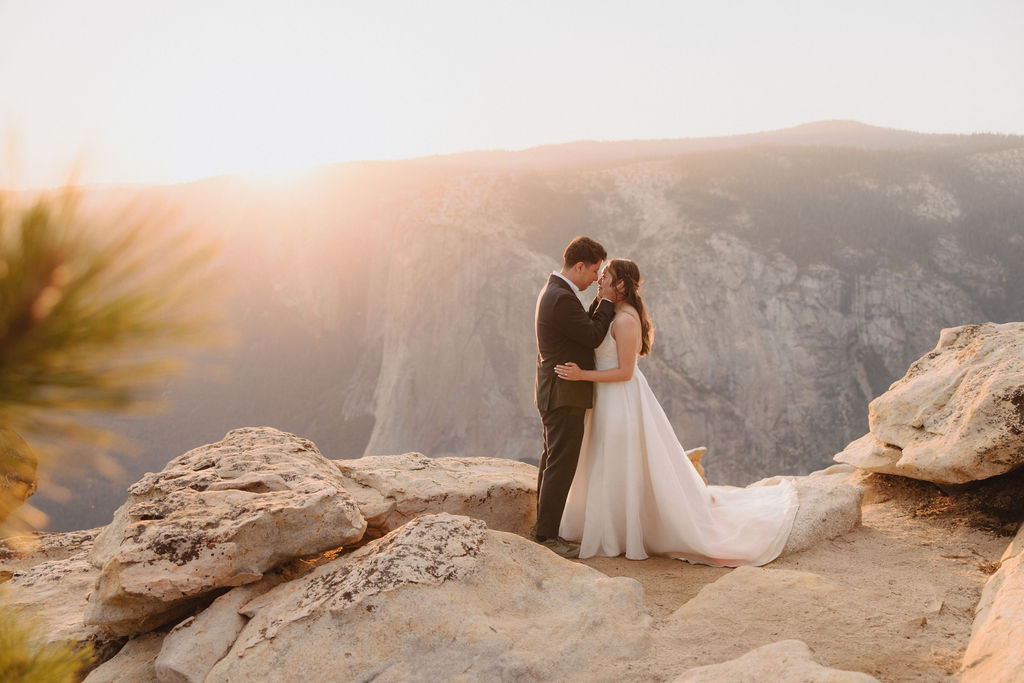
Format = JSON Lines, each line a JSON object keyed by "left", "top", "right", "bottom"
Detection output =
{"left": 16, "top": 122, "right": 1024, "bottom": 531}
{"left": 414, "top": 120, "right": 970, "bottom": 171}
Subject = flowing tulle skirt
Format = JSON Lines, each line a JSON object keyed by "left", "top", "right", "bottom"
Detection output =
{"left": 559, "top": 367, "right": 798, "bottom": 566}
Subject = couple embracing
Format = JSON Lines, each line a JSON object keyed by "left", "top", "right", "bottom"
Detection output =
{"left": 533, "top": 236, "right": 798, "bottom": 565}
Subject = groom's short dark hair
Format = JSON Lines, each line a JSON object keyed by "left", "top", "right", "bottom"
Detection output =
{"left": 563, "top": 236, "right": 607, "bottom": 267}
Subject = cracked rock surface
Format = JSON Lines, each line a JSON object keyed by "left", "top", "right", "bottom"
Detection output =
{"left": 335, "top": 452, "right": 536, "bottom": 538}
{"left": 85, "top": 427, "right": 366, "bottom": 636}
{"left": 154, "top": 574, "right": 284, "bottom": 683}
{"left": 207, "top": 513, "right": 650, "bottom": 682}
{"left": 836, "top": 322, "right": 1024, "bottom": 484}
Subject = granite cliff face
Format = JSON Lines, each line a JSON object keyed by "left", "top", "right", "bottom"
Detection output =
{"left": 349, "top": 139, "right": 1024, "bottom": 487}
{"left": 37, "top": 123, "right": 1024, "bottom": 529}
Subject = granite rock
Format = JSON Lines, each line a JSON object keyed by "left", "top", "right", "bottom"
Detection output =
{"left": 751, "top": 464, "right": 863, "bottom": 555}
{"left": 335, "top": 452, "right": 536, "bottom": 538}
{"left": 85, "top": 427, "right": 366, "bottom": 636}
{"left": 207, "top": 513, "right": 650, "bottom": 682}
{"left": 2, "top": 533, "right": 123, "bottom": 662}
{"left": 836, "top": 323, "right": 1024, "bottom": 484}
{"left": 961, "top": 522, "right": 1024, "bottom": 682}
{"left": 83, "top": 630, "right": 167, "bottom": 683}
{"left": 154, "top": 575, "right": 284, "bottom": 683}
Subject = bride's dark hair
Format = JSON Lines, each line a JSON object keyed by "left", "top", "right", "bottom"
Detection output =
{"left": 607, "top": 258, "right": 654, "bottom": 356}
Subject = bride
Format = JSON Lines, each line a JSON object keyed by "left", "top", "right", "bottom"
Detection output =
{"left": 554, "top": 258, "right": 798, "bottom": 566}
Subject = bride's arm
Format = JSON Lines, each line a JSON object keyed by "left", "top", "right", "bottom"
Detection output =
{"left": 555, "top": 315, "right": 640, "bottom": 383}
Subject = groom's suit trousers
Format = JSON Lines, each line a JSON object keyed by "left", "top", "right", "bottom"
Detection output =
{"left": 536, "top": 405, "right": 586, "bottom": 539}
{"left": 533, "top": 274, "right": 614, "bottom": 540}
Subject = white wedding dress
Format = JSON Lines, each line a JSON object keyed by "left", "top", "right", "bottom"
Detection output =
{"left": 559, "top": 322, "right": 799, "bottom": 566}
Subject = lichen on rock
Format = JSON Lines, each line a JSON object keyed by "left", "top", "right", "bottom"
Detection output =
{"left": 84, "top": 427, "right": 367, "bottom": 636}
{"left": 208, "top": 513, "right": 650, "bottom": 681}
{"left": 236, "top": 513, "right": 486, "bottom": 650}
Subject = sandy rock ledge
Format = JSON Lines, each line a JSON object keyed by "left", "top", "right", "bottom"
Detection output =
{"left": 662, "top": 565, "right": 886, "bottom": 678}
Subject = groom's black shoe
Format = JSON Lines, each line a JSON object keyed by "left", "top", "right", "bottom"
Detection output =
{"left": 538, "top": 537, "right": 580, "bottom": 559}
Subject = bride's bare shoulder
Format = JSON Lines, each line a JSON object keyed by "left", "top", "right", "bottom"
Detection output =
{"left": 614, "top": 306, "right": 641, "bottom": 327}
{"left": 617, "top": 305, "right": 640, "bottom": 320}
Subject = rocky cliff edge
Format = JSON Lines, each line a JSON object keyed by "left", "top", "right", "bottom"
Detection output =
{"left": 2, "top": 322, "right": 1024, "bottom": 681}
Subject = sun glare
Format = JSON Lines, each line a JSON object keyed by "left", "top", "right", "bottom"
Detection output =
{"left": 1, "top": 2, "right": 1021, "bottom": 190}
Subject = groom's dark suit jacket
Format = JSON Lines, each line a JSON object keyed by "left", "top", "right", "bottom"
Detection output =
{"left": 534, "top": 275, "right": 616, "bottom": 412}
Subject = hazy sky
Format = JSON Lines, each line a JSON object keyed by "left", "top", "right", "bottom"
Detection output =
{"left": 2, "top": 0, "right": 1022, "bottom": 188}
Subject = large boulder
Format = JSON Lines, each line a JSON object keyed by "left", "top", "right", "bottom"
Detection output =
{"left": 835, "top": 323, "right": 1024, "bottom": 484}
{"left": 751, "top": 464, "right": 864, "bottom": 555}
{"left": 334, "top": 452, "right": 536, "bottom": 538}
{"left": 206, "top": 513, "right": 650, "bottom": 682}
{"left": 675, "top": 639, "right": 880, "bottom": 682}
{"left": 961, "top": 522, "right": 1024, "bottom": 682}
{"left": 85, "top": 427, "right": 366, "bottom": 636}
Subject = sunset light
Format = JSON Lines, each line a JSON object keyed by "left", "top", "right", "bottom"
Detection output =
{"left": 4, "top": 3, "right": 1024, "bottom": 679}
{"left": 2, "top": 1, "right": 1023, "bottom": 188}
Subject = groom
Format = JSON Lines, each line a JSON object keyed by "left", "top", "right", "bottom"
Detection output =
{"left": 533, "top": 236, "right": 615, "bottom": 558}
